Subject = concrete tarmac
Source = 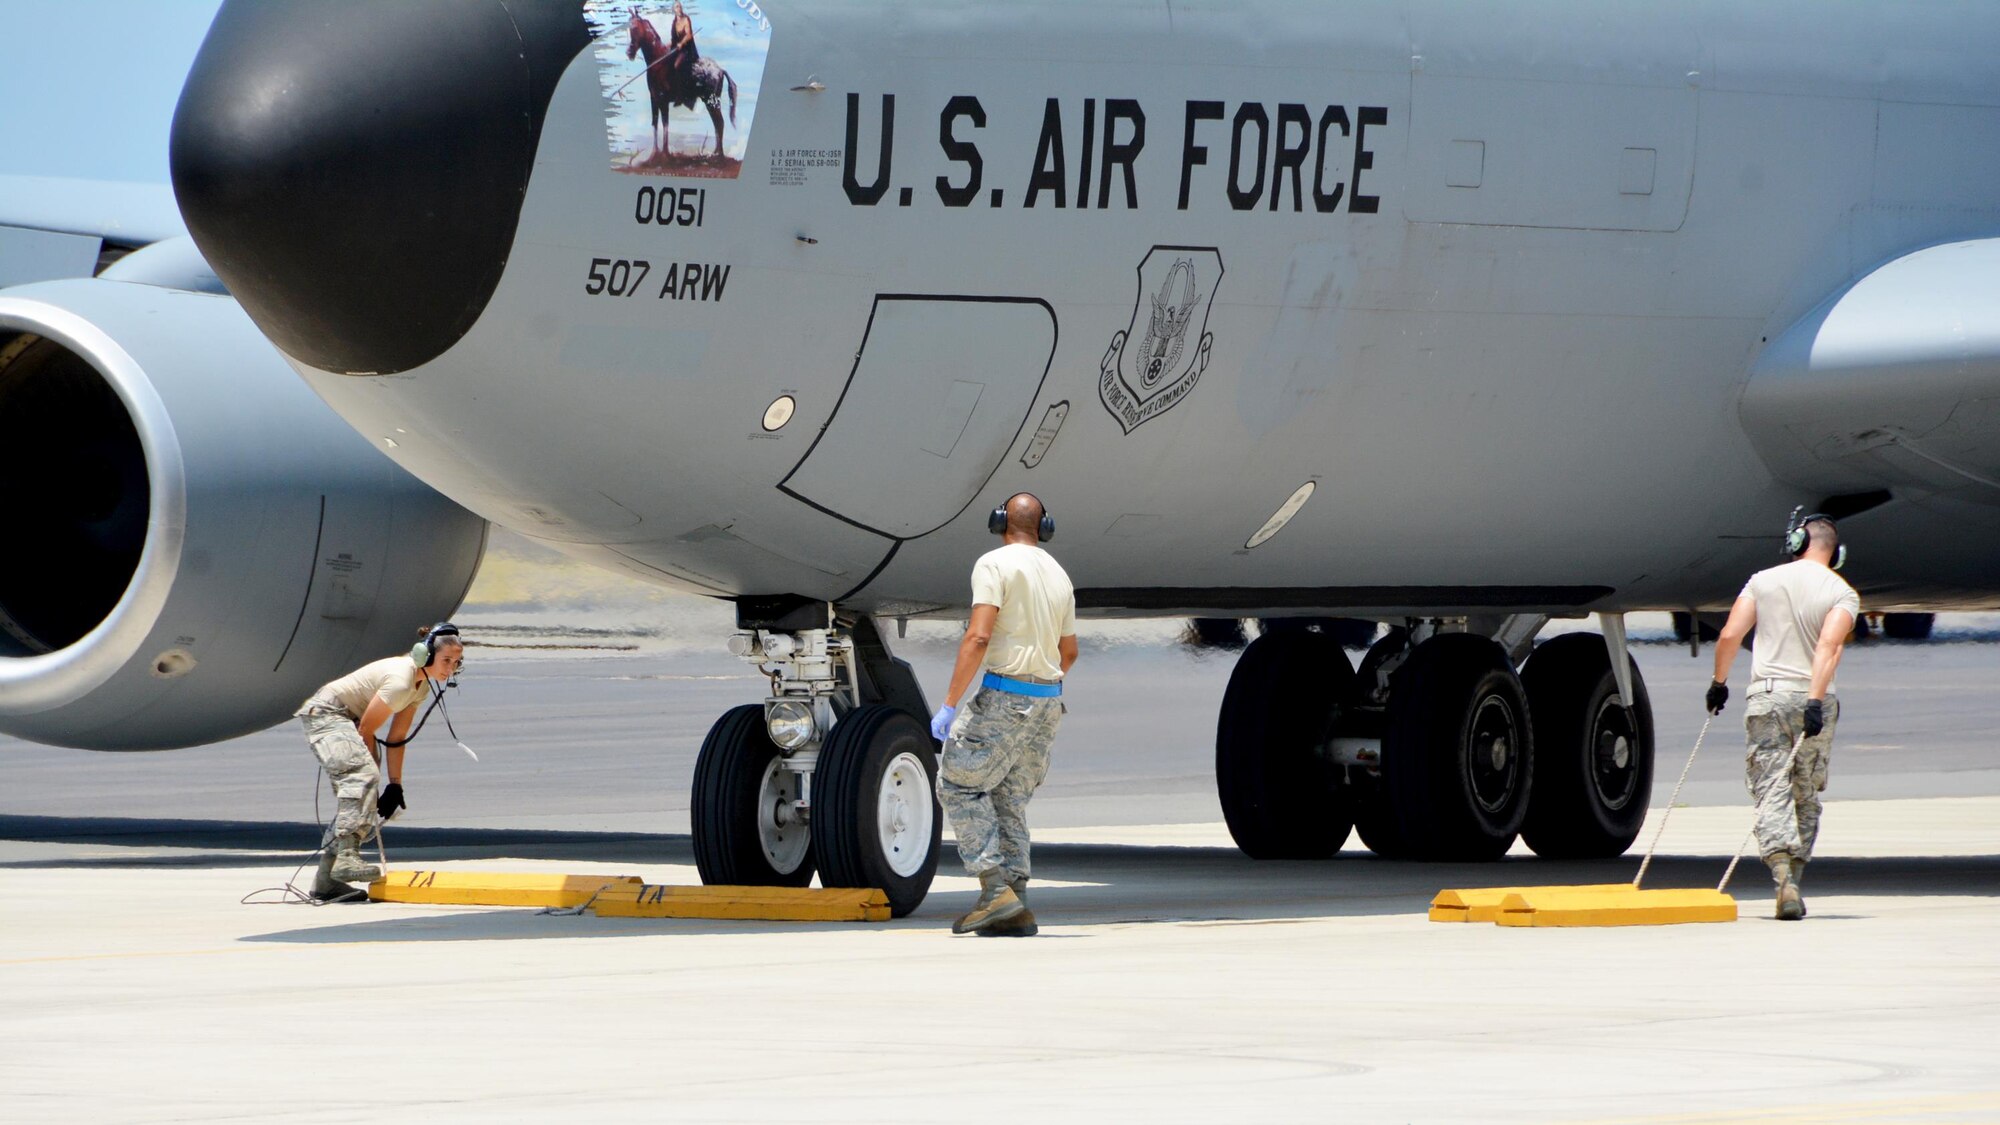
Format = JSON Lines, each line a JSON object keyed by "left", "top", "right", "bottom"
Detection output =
{"left": 3, "top": 799, "right": 1998, "bottom": 1123}
{"left": 4, "top": 612, "right": 1999, "bottom": 1120}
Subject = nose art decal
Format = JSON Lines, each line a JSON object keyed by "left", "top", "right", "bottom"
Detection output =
{"left": 585, "top": 1, "right": 774, "bottom": 178}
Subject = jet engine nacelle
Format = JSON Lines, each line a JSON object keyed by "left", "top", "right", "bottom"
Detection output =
{"left": 0, "top": 276, "right": 487, "bottom": 750}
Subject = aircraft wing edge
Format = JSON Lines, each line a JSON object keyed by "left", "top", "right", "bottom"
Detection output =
{"left": 0, "top": 175, "right": 186, "bottom": 248}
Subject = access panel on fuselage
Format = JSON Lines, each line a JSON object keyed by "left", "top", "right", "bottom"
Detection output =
{"left": 779, "top": 296, "right": 1055, "bottom": 540}
{"left": 1404, "top": 75, "right": 1694, "bottom": 232}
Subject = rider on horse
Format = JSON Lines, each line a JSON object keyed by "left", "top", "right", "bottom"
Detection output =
{"left": 667, "top": 2, "right": 697, "bottom": 87}
{"left": 626, "top": 2, "right": 738, "bottom": 159}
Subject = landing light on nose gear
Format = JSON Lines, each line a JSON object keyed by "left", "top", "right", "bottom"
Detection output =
{"left": 693, "top": 602, "right": 941, "bottom": 917}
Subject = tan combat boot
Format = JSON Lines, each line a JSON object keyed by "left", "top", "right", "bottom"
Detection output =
{"left": 329, "top": 843, "right": 382, "bottom": 887}
{"left": 976, "top": 877, "right": 1038, "bottom": 937}
{"left": 952, "top": 868, "right": 1025, "bottom": 934}
{"left": 1771, "top": 854, "right": 1804, "bottom": 921}
{"left": 310, "top": 851, "right": 368, "bottom": 903}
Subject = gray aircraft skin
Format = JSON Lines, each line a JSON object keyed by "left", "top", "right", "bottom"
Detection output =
{"left": 168, "top": 2, "right": 2000, "bottom": 620}
{"left": 6, "top": 0, "right": 2000, "bottom": 909}
{"left": 181, "top": 2, "right": 2000, "bottom": 620}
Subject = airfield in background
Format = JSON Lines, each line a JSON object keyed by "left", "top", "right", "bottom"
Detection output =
{"left": 5, "top": 528, "right": 1996, "bottom": 837}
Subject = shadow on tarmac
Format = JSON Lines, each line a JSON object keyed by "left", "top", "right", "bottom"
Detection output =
{"left": 7, "top": 815, "right": 1998, "bottom": 941}
{"left": 0, "top": 815, "right": 694, "bottom": 866}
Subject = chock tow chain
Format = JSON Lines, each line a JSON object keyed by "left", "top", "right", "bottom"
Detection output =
{"left": 1717, "top": 731, "right": 1806, "bottom": 894}
{"left": 1637, "top": 716, "right": 1811, "bottom": 895}
{"left": 1633, "top": 714, "right": 1712, "bottom": 890}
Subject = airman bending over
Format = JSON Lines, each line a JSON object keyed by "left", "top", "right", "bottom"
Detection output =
{"left": 293, "top": 623, "right": 464, "bottom": 901}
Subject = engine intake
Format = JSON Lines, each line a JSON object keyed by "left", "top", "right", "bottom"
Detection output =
{"left": 0, "top": 277, "right": 486, "bottom": 749}
{"left": 0, "top": 332, "right": 148, "bottom": 654}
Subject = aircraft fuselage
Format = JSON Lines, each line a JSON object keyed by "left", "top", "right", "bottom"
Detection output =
{"left": 173, "top": 1, "right": 2000, "bottom": 619}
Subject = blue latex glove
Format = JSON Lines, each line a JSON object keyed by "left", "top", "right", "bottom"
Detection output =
{"left": 930, "top": 705, "right": 957, "bottom": 742}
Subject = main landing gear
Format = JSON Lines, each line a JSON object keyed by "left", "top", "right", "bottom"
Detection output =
{"left": 1214, "top": 616, "right": 1654, "bottom": 862}
{"left": 690, "top": 600, "right": 940, "bottom": 916}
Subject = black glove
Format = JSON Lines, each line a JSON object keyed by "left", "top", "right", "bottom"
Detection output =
{"left": 1802, "top": 699, "right": 1824, "bottom": 739}
{"left": 1705, "top": 680, "right": 1728, "bottom": 715}
{"left": 378, "top": 782, "right": 406, "bottom": 819}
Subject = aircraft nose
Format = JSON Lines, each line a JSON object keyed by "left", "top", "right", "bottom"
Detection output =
{"left": 170, "top": 0, "right": 591, "bottom": 376}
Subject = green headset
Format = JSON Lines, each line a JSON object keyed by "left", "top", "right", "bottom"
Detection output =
{"left": 410, "top": 621, "right": 462, "bottom": 667}
{"left": 385, "top": 622, "right": 466, "bottom": 750}
{"left": 989, "top": 493, "right": 1055, "bottom": 542}
{"left": 1783, "top": 507, "right": 1846, "bottom": 570}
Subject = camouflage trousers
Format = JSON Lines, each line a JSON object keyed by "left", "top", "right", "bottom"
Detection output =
{"left": 1744, "top": 691, "right": 1837, "bottom": 870}
{"left": 938, "top": 687, "right": 1062, "bottom": 881}
{"left": 302, "top": 711, "right": 380, "bottom": 851}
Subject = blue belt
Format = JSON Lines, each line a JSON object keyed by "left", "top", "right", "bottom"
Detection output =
{"left": 983, "top": 672, "right": 1062, "bottom": 697}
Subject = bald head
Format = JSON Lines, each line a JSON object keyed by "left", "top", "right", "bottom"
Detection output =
{"left": 1003, "top": 493, "right": 1046, "bottom": 541}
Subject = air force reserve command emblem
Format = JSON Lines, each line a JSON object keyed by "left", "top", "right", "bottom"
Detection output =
{"left": 1099, "top": 247, "right": 1223, "bottom": 434}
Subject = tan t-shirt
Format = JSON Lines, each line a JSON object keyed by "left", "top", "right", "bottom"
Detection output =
{"left": 970, "top": 543, "right": 1077, "bottom": 680}
{"left": 302, "top": 656, "right": 432, "bottom": 721}
{"left": 1740, "top": 559, "right": 1860, "bottom": 691}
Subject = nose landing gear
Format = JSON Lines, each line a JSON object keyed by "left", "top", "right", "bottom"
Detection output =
{"left": 691, "top": 604, "right": 941, "bottom": 916}
{"left": 812, "top": 706, "right": 941, "bottom": 911}
{"left": 691, "top": 705, "right": 817, "bottom": 886}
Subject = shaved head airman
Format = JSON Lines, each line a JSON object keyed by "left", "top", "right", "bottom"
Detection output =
{"left": 1004, "top": 493, "right": 1045, "bottom": 539}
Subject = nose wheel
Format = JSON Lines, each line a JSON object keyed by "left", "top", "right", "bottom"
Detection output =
{"left": 691, "top": 705, "right": 816, "bottom": 886}
{"left": 813, "top": 705, "right": 941, "bottom": 918}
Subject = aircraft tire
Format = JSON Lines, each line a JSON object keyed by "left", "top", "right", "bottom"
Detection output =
{"left": 1350, "top": 775, "right": 1412, "bottom": 858}
{"left": 1214, "top": 630, "right": 1356, "bottom": 859}
{"left": 813, "top": 705, "right": 941, "bottom": 918}
{"left": 691, "top": 705, "right": 817, "bottom": 887}
{"left": 1347, "top": 630, "right": 1412, "bottom": 857}
{"left": 1518, "top": 635, "right": 1654, "bottom": 859}
{"left": 1184, "top": 617, "right": 1250, "bottom": 649}
{"left": 1381, "top": 634, "right": 1532, "bottom": 861}
{"left": 1882, "top": 612, "right": 1934, "bottom": 640}
{"left": 1669, "top": 612, "right": 1718, "bottom": 644}
{"left": 1255, "top": 617, "right": 1380, "bottom": 649}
